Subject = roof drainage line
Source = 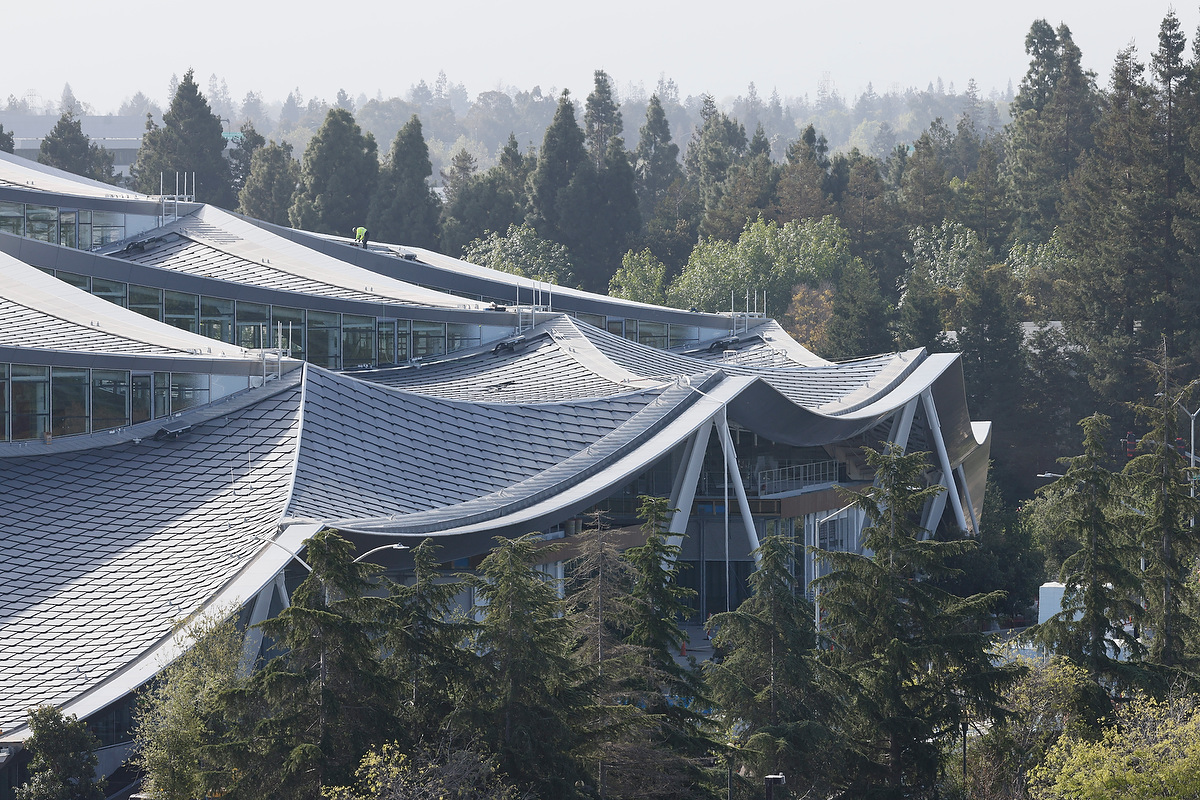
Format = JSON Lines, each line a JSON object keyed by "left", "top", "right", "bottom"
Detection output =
{"left": 821, "top": 349, "right": 928, "bottom": 417}
{"left": 335, "top": 376, "right": 736, "bottom": 535}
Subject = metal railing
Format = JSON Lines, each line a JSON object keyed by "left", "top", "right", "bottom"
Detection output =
{"left": 757, "top": 460, "right": 840, "bottom": 495}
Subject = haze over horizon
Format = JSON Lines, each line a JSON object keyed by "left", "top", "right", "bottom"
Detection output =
{"left": 5, "top": 0, "right": 1198, "bottom": 115}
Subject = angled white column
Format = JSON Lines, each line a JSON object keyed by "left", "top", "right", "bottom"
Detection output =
{"left": 921, "top": 388, "right": 969, "bottom": 534}
{"left": 716, "top": 413, "right": 761, "bottom": 559}
{"left": 666, "top": 419, "right": 714, "bottom": 551}
{"left": 956, "top": 463, "right": 981, "bottom": 535}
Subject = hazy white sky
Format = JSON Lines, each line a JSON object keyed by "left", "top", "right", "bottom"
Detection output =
{"left": 6, "top": 1, "right": 1198, "bottom": 113}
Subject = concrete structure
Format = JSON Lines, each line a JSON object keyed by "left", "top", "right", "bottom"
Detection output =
{"left": 0, "top": 151, "right": 991, "bottom": 795}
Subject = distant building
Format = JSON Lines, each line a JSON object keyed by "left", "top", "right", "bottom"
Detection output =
{"left": 0, "top": 114, "right": 151, "bottom": 177}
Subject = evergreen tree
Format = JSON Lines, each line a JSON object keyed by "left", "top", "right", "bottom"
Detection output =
{"left": 819, "top": 257, "right": 893, "bottom": 359}
{"left": 290, "top": 108, "right": 378, "bottom": 237}
{"left": 900, "top": 131, "right": 950, "bottom": 229}
{"left": 622, "top": 496, "right": 715, "bottom": 793}
{"left": 895, "top": 264, "right": 950, "bottom": 352}
{"left": 706, "top": 534, "right": 839, "bottom": 796}
{"left": 0, "top": 123, "right": 13, "bottom": 153}
{"left": 529, "top": 90, "right": 588, "bottom": 236}
{"left": 368, "top": 114, "right": 441, "bottom": 249}
{"left": 633, "top": 94, "right": 684, "bottom": 221}
{"left": 439, "top": 169, "right": 524, "bottom": 258}
{"left": 439, "top": 146, "right": 478, "bottom": 206}
{"left": 238, "top": 140, "right": 300, "bottom": 227}
{"left": 208, "top": 530, "right": 396, "bottom": 800}
{"left": 132, "top": 69, "right": 234, "bottom": 207}
{"left": 468, "top": 534, "right": 590, "bottom": 798}
{"left": 1034, "top": 414, "right": 1145, "bottom": 684}
{"left": 584, "top": 69, "right": 622, "bottom": 170}
{"left": 1123, "top": 350, "right": 1200, "bottom": 676}
{"left": 700, "top": 152, "right": 778, "bottom": 241}
{"left": 38, "top": 111, "right": 116, "bottom": 183}
{"left": 228, "top": 121, "right": 265, "bottom": 194}
{"left": 1013, "top": 19, "right": 1063, "bottom": 115}
{"left": 684, "top": 97, "right": 748, "bottom": 220}
{"left": 15, "top": 706, "right": 106, "bottom": 800}
{"left": 381, "top": 539, "right": 474, "bottom": 744}
{"left": 813, "top": 445, "right": 1012, "bottom": 798}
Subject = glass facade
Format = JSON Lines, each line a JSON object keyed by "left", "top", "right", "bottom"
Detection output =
{"left": 0, "top": 200, "right": 156, "bottom": 250}
{"left": 0, "top": 364, "right": 250, "bottom": 443}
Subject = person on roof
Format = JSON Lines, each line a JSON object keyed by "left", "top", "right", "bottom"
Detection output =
{"left": 354, "top": 226, "right": 369, "bottom": 248}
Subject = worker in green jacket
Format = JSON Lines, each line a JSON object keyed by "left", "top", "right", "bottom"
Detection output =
{"left": 353, "top": 226, "right": 369, "bottom": 248}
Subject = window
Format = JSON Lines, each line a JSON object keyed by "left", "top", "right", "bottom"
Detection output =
{"left": 56, "top": 271, "right": 91, "bottom": 292}
{"left": 377, "top": 320, "right": 396, "bottom": 365}
{"left": 91, "top": 278, "right": 128, "bottom": 308}
{"left": 91, "top": 370, "right": 130, "bottom": 431}
{"left": 575, "top": 312, "right": 606, "bottom": 330}
{"left": 164, "top": 291, "right": 199, "bottom": 333}
{"left": 0, "top": 200, "right": 24, "bottom": 237}
{"left": 307, "top": 311, "right": 341, "bottom": 368}
{"left": 236, "top": 301, "right": 268, "bottom": 349}
{"left": 91, "top": 211, "right": 125, "bottom": 247}
{"left": 170, "top": 373, "right": 210, "bottom": 413}
{"left": 0, "top": 364, "right": 8, "bottom": 441}
{"left": 131, "top": 374, "right": 152, "bottom": 423}
{"left": 447, "top": 323, "right": 479, "bottom": 352}
{"left": 412, "top": 321, "right": 445, "bottom": 358}
{"left": 26, "top": 205, "right": 57, "bottom": 243}
{"left": 669, "top": 324, "right": 699, "bottom": 348}
{"left": 59, "top": 210, "right": 77, "bottom": 249}
{"left": 153, "top": 373, "right": 170, "bottom": 419}
{"left": 200, "top": 296, "right": 234, "bottom": 343}
{"left": 270, "top": 306, "right": 305, "bottom": 359}
{"left": 342, "top": 314, "right": 375, "bottom": 367}
{"left": 128, "top": 285, "right": 163, "bottom": 322}
{"left": 638, "top": 321, "right": 667, "bottom": 349}
{"left": 11, "top": 365, "right": 49, "bottom": 441}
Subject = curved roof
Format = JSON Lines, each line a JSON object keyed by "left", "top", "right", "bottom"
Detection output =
{"left": 100, "top": 205, "right": 492, "bottom": 310}
{"left": 0, "top": 250, "right": 257, "bottom": 359}
{"left": 357, "top": 314, "right": 923, "bottom": 414}
{"left": 0, "top": 150, "right": 148, "bottom": 200}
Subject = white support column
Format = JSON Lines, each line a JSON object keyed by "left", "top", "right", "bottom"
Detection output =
{"left": 889, "top": 397, "right": 919, "bottom": 453}
{"left": 956, "top": 464, "right": 980, "bottom": 535}
{"left": 921, "top": 388, "right": 969, "bottom": 533}
{"left": 238, "top": 572, "right": 287, "bottom": 676}
{"left": 717, "top": 414, "right": 761, "bottom": 559}
{"left": 666, "top": 420, "right": 714, "bottom": 552}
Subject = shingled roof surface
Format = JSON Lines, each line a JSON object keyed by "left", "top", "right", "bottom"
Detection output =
{"left": 0, "top": 383, "right": 301, "bottom": 734}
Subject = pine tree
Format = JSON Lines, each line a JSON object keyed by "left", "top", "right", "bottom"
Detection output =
{"left": 1034, "top": 414, "right": 1145, "bottom": 684}
{"left": 367, "top": 114, "right": 441, "bottom": 249}
{"left": 706, "top": 534, "right": 839, "bottom": 796}
{"left": 813, "top": 445, "right": 1012, "bottom": 798}
{"left": 238, "top": 141, "right": 300, "bottom": 226}
{"left": 622, "top": 496, "right": 715, "bottom": 792}
{"left": 208, "top": 530, "right": 397, "bottom": 800}
{"left": 468, "top": 534, "right": 590, "bottom": 798}
{"left": 529, "top": 90, "right": 588, "bottom": 236}
{"left": 228, "top": 121, "right": 265, "bottom": 194}
{"left": 290, "top": 108, "right": 378, "bottom": 237}
{"left": 819, "top": 258, "right": 893, "bottom": 359}
{"left": 0, "top": 123, "right": 13, "bottom": 153}
{"left": 584, "top": 69, "right": 622, "bottom": 170}
{"left": 633, "top": 94, "right": 684, "bottom": 220}
{"left": 38, "top": 111, "right": 116, "bottom": 183}
{"left": 132, "top": 69, "right": 234, "bottom": 207}
{"left": 900, "top": 131, "right": 950, "bottom": 229}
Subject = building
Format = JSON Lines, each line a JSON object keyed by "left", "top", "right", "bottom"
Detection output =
{"left": 0, "top": 151, "right": 990, "bottom": 795}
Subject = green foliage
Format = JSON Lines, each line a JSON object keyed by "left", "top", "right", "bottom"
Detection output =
{"left": 967, "top": 657, "right": 1109, "bottom": 800}
{"left": 132, "top": 69, "right": 234, "bottom": 207}
{"left": 290, "top": 108, "right": 378, "bottom": 237}
{"left": 468, "top": 534, "right": 589, "bottom": 798}
{"left": 238, "top": 140, "right": 300, "bottom": 226}
{"left": 0, "top": 123, "right": 13, "bottom": 153}
{"left": 1031, "top": 690, "right": 1200, "bottom": 800}
{"left": 706, "top": 535, "right": 839, "bottom": 796}
{"left": 814, "top": 444, "right": 1014, "bottom": 798}
{"left": 1031, "top": 415, "right": 1145, "bottom": 682}
{"left": 15, "top": 706, "right": 105, "bottom": 800}
{"left": 670, "top": 215, "right": 857, "bottom": 320}
{"left": 228, "top": 121, "right": 265, "bottom": 194}
{"left": 819, "top": 257, "right": 893, "bottom": 359}
{"left": 633, "top": 94, "right": 684, "bottom": 220}
{"left": 368, "top": 115, "right": 441, "bottom": 249}
{"left": 609, "top": 248, "right": 667, "bottom": 305}
{"left": 325, "top": 741, "right": 520, "bottom": 800}
{"left": 37, "top": 112, "right": 115, "bottom": 184}
{"left": 463, "top": 222, "right": 576, "bottom": 286}
{"left": 132, "top": 611, "right": 244, "bottom": 800}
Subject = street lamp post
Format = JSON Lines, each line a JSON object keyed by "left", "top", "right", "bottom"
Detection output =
{"left": 764, "top": 774, "right": 785, "bottom": 800}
